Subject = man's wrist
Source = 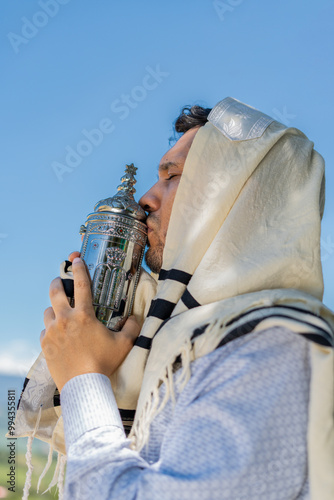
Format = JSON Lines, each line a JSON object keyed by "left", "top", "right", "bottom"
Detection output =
{"left": 61, "top": 373, "right": 124, "bottom": 449}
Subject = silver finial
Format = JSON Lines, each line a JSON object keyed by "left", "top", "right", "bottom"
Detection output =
{"left": 93, "top": 163, "right": 146, "bottom": 221}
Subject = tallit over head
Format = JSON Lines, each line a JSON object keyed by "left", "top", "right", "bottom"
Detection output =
{"left": 11, "top": 98, "right": 334, "bottom": 500}
{"left": 129, "top": 97, "right": 334, "bottom": 500}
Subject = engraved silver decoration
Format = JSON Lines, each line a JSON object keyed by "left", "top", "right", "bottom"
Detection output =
{"left": 79, "top": 163, "right": 147, "bottom": 331}
{"left": 208, "top": 97, "right": 275, "bottom": 141}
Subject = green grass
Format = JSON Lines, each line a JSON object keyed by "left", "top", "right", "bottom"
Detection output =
{"left": 0, "top": 441, "right": 63, "bottom": 499}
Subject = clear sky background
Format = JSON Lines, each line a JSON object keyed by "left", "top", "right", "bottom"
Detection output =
{"left": 1, "top": 0, "right": 333, "bottom": 376}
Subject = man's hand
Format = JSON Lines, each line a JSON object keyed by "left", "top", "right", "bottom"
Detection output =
{"left": 40, "top": 257, "right": 140, "bottom": 392}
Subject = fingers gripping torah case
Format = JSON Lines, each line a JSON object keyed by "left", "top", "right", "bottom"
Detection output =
{"left": 77, "top": 164, "right": 147, "bottom": 331}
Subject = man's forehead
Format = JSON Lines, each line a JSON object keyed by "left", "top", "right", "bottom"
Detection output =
{"left": 158, "top": 126, "right": 200, "bottom": 170}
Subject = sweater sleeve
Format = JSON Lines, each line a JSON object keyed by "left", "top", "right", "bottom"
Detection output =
{"left": 61, "top": 327, "right": 310, "bottom": 500}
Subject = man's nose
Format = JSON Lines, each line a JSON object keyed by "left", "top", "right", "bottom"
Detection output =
{"left": 139, "top": 184, "right": 160, "bottom": 213}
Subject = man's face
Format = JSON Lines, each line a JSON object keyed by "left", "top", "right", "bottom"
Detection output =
{"left": 139, "top": 126, "right": 200, "bottom": 273}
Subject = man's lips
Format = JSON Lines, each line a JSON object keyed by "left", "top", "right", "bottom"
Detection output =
{"left": 146, "top": 219, "right": 155, "bottom": 232}
{"left": 146, "top": 217, "right": 160, "bottom": 238}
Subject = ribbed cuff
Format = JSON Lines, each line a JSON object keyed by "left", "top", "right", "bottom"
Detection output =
{"left": 61, "top": 373, "right": 124, "bottom": 449}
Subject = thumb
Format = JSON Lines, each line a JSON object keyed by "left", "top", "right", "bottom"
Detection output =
{"left": 110, "top": 315, "right": 141, "bottom": 367}
{"left": 120, "top": 315, "right": 141, "bottom": 343}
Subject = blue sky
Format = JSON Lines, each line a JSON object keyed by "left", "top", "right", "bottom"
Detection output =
{"left": 1, "top": 0, "right": 333, "bottom": 375}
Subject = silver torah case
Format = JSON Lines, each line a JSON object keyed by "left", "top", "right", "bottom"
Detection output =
{"left": 79, "top": 164, "right": 147, "bottom": 331}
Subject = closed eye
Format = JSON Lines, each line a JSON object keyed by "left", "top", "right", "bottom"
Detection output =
{"left": 166, "top": 174, "right": 178, "bottom": 180}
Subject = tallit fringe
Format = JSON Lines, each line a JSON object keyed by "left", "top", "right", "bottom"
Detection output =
{"left": 37, "top": 449, "right": 66, "bottom": 498}
{"left": 177, "top": 337, "right": 193, "bottom": 392}
{"left": 42, "top": 414, "right": 67, "bottom": 497}
{"left": 22, "top": 408, "right": 66, "bottom": 500}
{"left": 130, "top": 337, "right": 193, "bottom": 452}
{"left": 22, "top": 405, "right": 42, "bottom": 500}
{"left": 36, "top": 443, "right": 53, "bottom": 493}
{"left": 57, "top": 454, "right": 67, "bottom": 500}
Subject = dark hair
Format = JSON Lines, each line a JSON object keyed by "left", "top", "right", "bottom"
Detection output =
{"left": 174, "top": 105, "right": 212, "bottom": 134}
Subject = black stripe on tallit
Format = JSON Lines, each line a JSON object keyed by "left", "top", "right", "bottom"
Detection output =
{"left": 17, "top": 377, "right": 29, "bottom": 409}
{"left": 215, "top": 313, "right": 333, "bottom": 350}
{"left": 119, "top": 408, "right": 136, "bottom": 436}
{"left": 123, "top": 425, "right": 132, "bottom": 436}
{"left": 225, "top": 304, "right": 333, "bottom": 331}
{"left": 224, "top": 305, "right": 334, "bottom": 347}
{"left": 159, "top": 269, "right": 192, "bottom": 285}
{"left": 54, "top": 389, "right": 60, "bottom": 407}
{"left": 302, "top": 332, "right": 334, "bottom": 346}
{"left": 134, "top": 335, "right": 152, "bottom": 349}
{"left": 147, "top": 299, "right": 176, "bottom": 320}
{"left": 119, "top": 408, "right": 136, "bottom": 421}
{"left": 191, "top": 323, "right": 210, "bottom": 341}
{"left": 181, "top": 289, "right": 201, "bottom": 309}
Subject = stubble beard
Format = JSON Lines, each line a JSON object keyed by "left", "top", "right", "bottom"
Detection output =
{"left": 144, "top": 215, "right": 165, "bottom": 274}
{"left": 144, "top": 240, "right": 164, "bottom": 274}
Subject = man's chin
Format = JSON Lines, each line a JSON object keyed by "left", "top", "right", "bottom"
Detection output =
{"left": 144, "top": 245, "right": 163, "bottom": 274}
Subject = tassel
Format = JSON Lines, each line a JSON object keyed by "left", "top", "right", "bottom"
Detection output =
{"left": 131, "top": 337, "right": 194, "bottom": 452}
{"left": 22, "top": 404, "right": 43, "bottom": 500}
{"left": 42, "top": 412, "right": 64, "bottom": 494}
{"left": 36, "top": 443, "right": 53, "bottom": 493}
{"left": 130, "top": 385, "right": 159, "bottom": 452}
{"left": 177, "top": 338, "right": 193, "bottom": 392}
{"left": 57, "top": 454, "right": 67, "bottom": 500}
{"left": 22, "top": 436, "right": 34, "bottom": 500}
{"left": 156, "top": 371, "right": 171, "bottom": 415}
{"left": 167, "top": 364, "right": 176, "bottom": 406}
{"left": 42, "top": 451, "right": 61, "bottom": 494}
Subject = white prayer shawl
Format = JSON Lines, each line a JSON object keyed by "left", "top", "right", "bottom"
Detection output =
{"left": 11, "top": 98, "right": 334, "bottom": 500}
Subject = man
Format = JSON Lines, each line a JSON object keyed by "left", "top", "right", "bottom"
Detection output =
{"left": 40, "top": 98, "right": 334, "bottom": 499}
